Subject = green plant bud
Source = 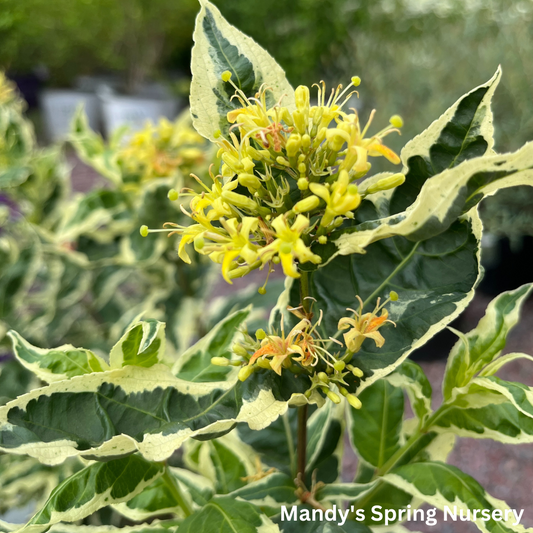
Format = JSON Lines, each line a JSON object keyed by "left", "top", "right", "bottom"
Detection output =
{"left": 318, "top": 235, "right": 328, "bottom": 244}
{"left": 272, "top": 255, "right": 281, "bottom": 264}
{"left": 301, "top": 134, "right": 311, "bottom": 150}
{"left": 211, "top": 357, "right": 230, "bottom": 366}
{"left": 293, "top": 195, "right": 320, "bottom": 214}
{"left": 338, "top": 386, "right": 348, "bottom": 396}
{"left": 276, "top": 156, "right": 290, "bottom": 166}
{"left": 258, "top": 287, "right": 267, "bottom": 295}
{"left": 232, "top": 344, "right": 249, "bottom": 357}
{"left": 168, "top": 189, "right": 179, "bottom": 201}
{"left": 238, "top": 173, "right": 261, "bottom": 190}
{"left": 298, "top": 163, "right": 307, "bottom": 175}
{"left": 346, "top": 394, "right": 362, "bottom": 409}
{"left": 256, "top": 328, "right": 267, "bottom": 340}
{"left": 326, "top": 389, "right": 341, "bottom": 404}
{"left": 348, "top": 365, "right": 364, "bottom": 378}
{"left": 318, "top": 371, "right": 329, "bottom": 383}
{"left": 256, "top": 358, "right": 271, "bottom": 369}
{"left": 286, "top": 134, "right": 302, "bottom": 156}
{"left": 305, "top": 389, "right": 312, "bottom": 398}
{"left": 334, "top": 360, "right": 345, "bottom": 372}
{"left": 238, "top": 364, "right": 255, "bottom": 382}
{"left": 390, "top": 290, "right": 399, "bottom": 301}
{"left": 366, "top": 173, "right": 405, "bottom": 194}
{"left": 140, "top": 225, "right": 149, "bottom": 237}
{"left": 390, "top": 114, "right": 403, "bottom": 128}
{"left": 297, "top": 178, "right": 309, "bottom": 191}
{"left": 333, "top": 217, "right": 344, "bottom": 228}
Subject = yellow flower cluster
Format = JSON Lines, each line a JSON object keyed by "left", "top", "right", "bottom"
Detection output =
{"left": 119, "top": 113, "right": 208, "bottom": 182}
{"left": 143, "top": 76, "right": 405, "bottom": 285}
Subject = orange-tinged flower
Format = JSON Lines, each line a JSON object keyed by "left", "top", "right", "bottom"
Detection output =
{"left": 338, "top": 296, "right": 396, "bottom": 353}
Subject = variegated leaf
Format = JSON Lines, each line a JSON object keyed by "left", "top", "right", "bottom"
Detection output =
{"left": 291, "top": 210, "right": 482, "bottom": 394}
{"left": 173, "top": 308, "right": 250, "bottom": 382}
{"left": 385, "top": 462, "right": 528, "bottom": 533}
{"left": 8, "top": 330, "right": 109, "bottom": 383}
{"left": 190, "top": 0, "right": 295, "bottom": 141}
{"left": 114, "top": 467, "right": 213, "bottom": 520}
{"left": 109, "top": 319, "right": 166, "bottom": 369}
{"left": 443, "top": 284, "right": 533, "bottom": 401}
{"left": 16, "top": 455, "right": 163, "bottom": 533}
{"left": 0, "top": 364, "right": 316, "bottom": 465}
{"left": 390, "top": 67, "right": 501, "bottom": 215}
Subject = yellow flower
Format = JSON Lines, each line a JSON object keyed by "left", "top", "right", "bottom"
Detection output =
{"left": 338, "top": 296, "right": 396, "bottom": 353}
{"left": 309, "top": 170, "right": 361, "bottom": 227}
{"left": 216, "top": 217, "right": 260, "bottom": 284}
{"left": 261, "top": 215, "right": 321, "bottom": 278}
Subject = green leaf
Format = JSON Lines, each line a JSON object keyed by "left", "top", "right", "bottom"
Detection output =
{"left": 109, "top": 319, "right": 166, "bottom": 369}
{"left": 178, "top": 496, "right": 280, "bottom": 533}
{"left": 173, "top": 308, "right": 250, "bottom": 382}
{"left": 443, "top": 283, "right": 533, "bottom": 401}
{"left": 9, "top": 330, "right": 109, "bottom": 383}
{"left": 385, "top": 462, "right": 527, "bottom": 532}
{"left": 387, "top": 360, "right": 432, "bottom": 423}
{"left": 190, "top": 0, "right": 294, "bottom": 141}
{"left": 20, "top": 455, "right": 163, "bottom": 533}
{"left": 300, "top": 211, "right": 481, "bottom": 393}
{"left": 184, "top": 433, "right": 257, "bottom": 494}
{"left": 228, "top": 473, "right": 297, "bottom": 516}
{"left": 0, "top": 364, "right": 317, "bottom": 465}
{"left": 349, "top": 380, "right": 404, "bottom": 469}
{"left": 390, "top": 68, "right": 501, "bottom": 215}
{"left": 238, "top": 402, "right": 340, "bottom": 482}
{"left": 48, "top": 521, "right": 180, "bottom": 533}
{"left": 114, "top": 467, "right": 213, "bottom": 520}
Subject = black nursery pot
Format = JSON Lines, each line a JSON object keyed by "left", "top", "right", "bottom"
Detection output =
{"left": 480, "top": 235, "right": 533, "bottom": 296}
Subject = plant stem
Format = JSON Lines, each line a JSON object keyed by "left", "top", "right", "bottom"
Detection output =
{"left": 296, "top": 270, "right": 312, "bottom": 484}
{"left": 297, "top": 404, "right": 308, "bottom": 484}
{"left": 162, "top": 467, "right": 193, "bottom": 517}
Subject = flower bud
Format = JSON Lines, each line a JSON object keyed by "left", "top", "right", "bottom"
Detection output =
{"left": 324, "top": 388, "right": 341, "bottom": 404}
{"left": 256, "top": 328, "right": 267, "bottom": 340}
{"left": 297, "top": 178, "right": 309, "bottom": 191}
{"left": 293, "top": 195, "right": 320, "bottom": 214}
{"left": 258, "top": 287, "right": 267, "bottom": 295}
{"left": 334, "top": 361, "right": 345, "bottom": 372}
{"left": 211, "top": 357, "right": 230, "bottom": 366}
{"left": 347, "top": 365, "right": 364, "bottom": 378}
{"left": 346, "top": 394, "right": 362, "bottom": 409}
{"left": 238, "top": 364, "right": 255, "bottom": 382}
{"left": 256, "top": 358, "right": 271, "bottom": 369}
{"left": 301, "top": 134, "right": 311, "bottom": 150}
{"left": 221, "top": 190, "right": 257, "bottom": 211}
{"left": 276, "top": 156, "right": 290, "bottom": 166}
{"left": 286, "top": 133, "right": 302, "bottom": 157}
{"left": 168, "top": 189, "right": 179, "bottom": 201}
{"left": 318, "top": 372, "right": 329, "bottom": 383}
{"left": 292, "top": 110, "right": 307, "bottom": 134}
{"left": 238, "top": 173, "right": 261, "bottom": 190}
{"left": 232, "top": 344, "right": 249, "bottom": 357}
{"left": 318, "top": 235, "right": 327, "bottom": 244}
{"left": 295, "top": 85, "right": 310, "bottom": 112}
{"left": 366, "top": 173, "right": 405, "bottom": 195}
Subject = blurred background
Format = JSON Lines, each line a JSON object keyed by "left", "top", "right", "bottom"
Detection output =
{"left": 2, "top": 0, "right": 533, "bottom": 530}
{"left": 2, "top": 0, "right": 533, "bottom": 278}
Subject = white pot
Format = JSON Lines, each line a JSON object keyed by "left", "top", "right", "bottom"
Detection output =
{"left": 40, "top": 89, "right": 100, "bottom": 142}
{"left": 99, "top": 93, "right": 179, "bottom": 137}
